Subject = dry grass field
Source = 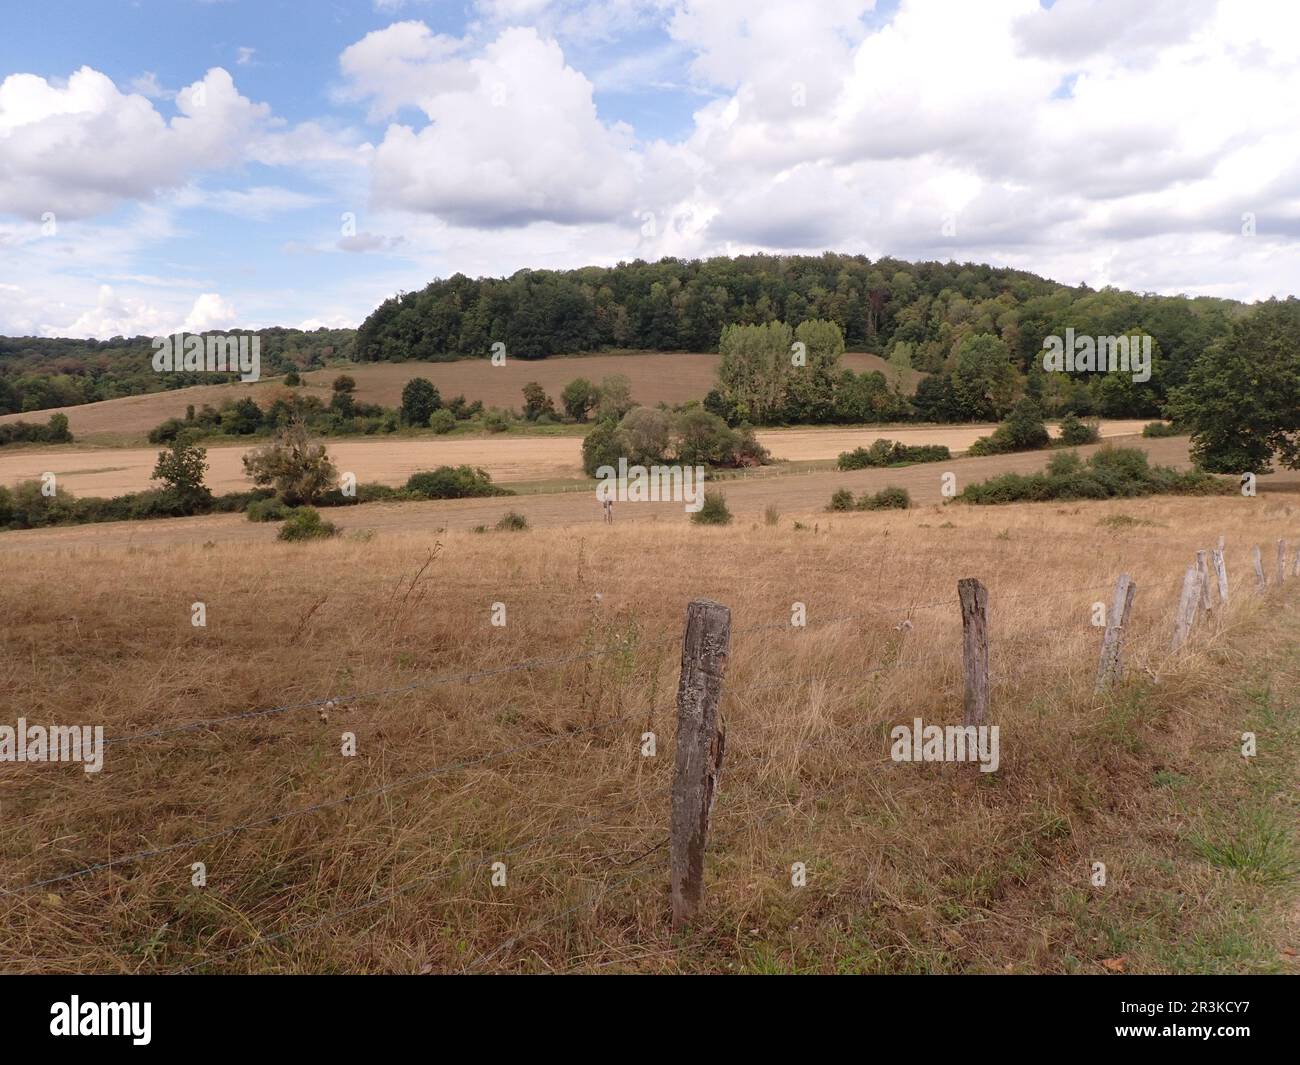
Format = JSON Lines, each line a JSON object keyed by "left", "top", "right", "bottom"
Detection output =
{"left": 0, "top": 419, "right": 1152, "bottom": 499}
{"left": 1, "top": 474, "right": 1297, "bottom": 973}
{"left": 0, "top": 350, "right": 914, "bottom": 443}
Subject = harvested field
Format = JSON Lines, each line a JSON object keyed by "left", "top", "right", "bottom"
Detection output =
{"left": 0, "top": 419, "right": 1154, "bottom": 499}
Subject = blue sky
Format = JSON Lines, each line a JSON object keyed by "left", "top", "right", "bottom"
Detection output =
{"left": 0, "top": 0, "right": 1297, "bottom": 338}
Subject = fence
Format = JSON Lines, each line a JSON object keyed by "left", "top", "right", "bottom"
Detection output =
{"left": 2, "top": 534, "right": 1297, "bottom": 972}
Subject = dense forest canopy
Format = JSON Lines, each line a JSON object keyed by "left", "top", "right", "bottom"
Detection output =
{"left": 357, "top": 253, "right": 1240, "bottom": 371}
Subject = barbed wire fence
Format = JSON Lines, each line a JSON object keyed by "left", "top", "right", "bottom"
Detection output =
{"left": 1, "top": 534, "right": 1295, "bottom": 972}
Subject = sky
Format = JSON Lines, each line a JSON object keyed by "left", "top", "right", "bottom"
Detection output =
{"left": 1, "top": 0, "right": 1298, "bottom": 339}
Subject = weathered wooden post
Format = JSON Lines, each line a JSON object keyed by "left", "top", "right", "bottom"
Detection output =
{"left": 1171, "top": 564, "right": 1202, "bottom": 652}
{"left": 1252, "top": 545, "right": 1266, "bottom": 593}
{"left": 1196, "top": 550, "right": 1213, "bottom": 614}
{"left": 1212, "top": 546, "right": 1229, "bottom": 605}
{"left": 958, "top": 578, "right": 989, "bottom": 727}
{"left": 1096, "top": 573, "right": 1136, "bottom": 692}
{"left": 670, "top": 598, "right": 730, "bottom": 931}
{"left": 1277, "top": 539, "right": 1287, "bottom": 584}
{"left": 1293, "top": 543, "right": 1300, "bottom": 578}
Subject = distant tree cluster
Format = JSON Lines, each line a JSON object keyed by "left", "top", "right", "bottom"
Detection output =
{"left": 354, "top": 253, "right": 1238, "bottom": 424}
{"left": 0, "top": 327, "right": 356, "bottom": 416}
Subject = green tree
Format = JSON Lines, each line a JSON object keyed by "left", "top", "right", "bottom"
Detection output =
{"left": 596, "top": 373, "right": 634, "bottom": 420}
{"left": 1168, "top": 299, "right": 1300, "bottom": 473}
{"left": 951, "top": 333, "right": 1019, "bottom": 420}
{"left": 560, "top": 377, "right": 599, "bottom": 421}
{"left": 521, "top": 381, "right": 556, "bottom": 421}
{"left": 400, "top": 377, "right": 441, "bottom": 426}
{"left": 151, "top": 438, "right": 212, "bottom": 512}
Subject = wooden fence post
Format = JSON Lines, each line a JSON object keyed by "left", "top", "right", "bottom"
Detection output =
{"left": 958, "top": 578, "right": 989, "bottom": 727}
{"left": 670, "top": 598, "right": 730, "bottom": 931}
{"left": 1171, "top": 564, "right": 1202, "bottom": 652}
{"left": 1096, "top": 573, "right": 1136, "bottom": 692}
{"left": 1212, "top": 546, "right": 1229, "bottom": 605}
{"left": 1195, "top": 550, "right": 1213, "bottom": 614}
{"left": 1277, "top": 539, "right": 1288, "bottom": 584}
{"left": 1252, "top": 545, "right": 1266, "bottom": 593}
{"left": 1293, "top": 543, "right": 1300, "bottom": 579}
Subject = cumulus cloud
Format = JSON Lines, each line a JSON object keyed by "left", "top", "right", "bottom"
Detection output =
{"left": 353, "top": 25, "right": 644, "bottom": 226}
{"left": 0, "top": 67, "right": 269, "bottom": 220}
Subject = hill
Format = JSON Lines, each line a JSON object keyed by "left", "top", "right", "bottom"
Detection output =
{"left": 0, "top": 350, "right": 916, "bottom": 443}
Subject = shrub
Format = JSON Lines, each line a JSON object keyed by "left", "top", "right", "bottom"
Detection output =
{"left": 428, "top": 409, "right": 457, "bottom": 434}
{"left": 829, "top": 487, "right": 856, "bottom": 511}
{"left": 967, "top": 399, "right": 1051, "bottom": 456}
{"left": 241, "top": 420, "right": 339, "bottom": 504}
{"left": 284, "top": 370, "right": 302, "bottom": 386}
{"left": 861, "top": 486, "right": 911, "bottom": 510}
{"left": 764, "top": 504, "right": 780, "bottom": 526}
{"left": 827, "top": 485, "right": 911, "bottom": 511}
{"left": 246, "top": 498, "right": 292, "bottom": 522}
{"left": 405, "top": 465, "right": 511, "bottom": 499}
{"left": 495, "top": 511, "right": 529, "bottom": 531}
{"left": 582, "top": 418, "right": 627, "bottom": 476}
{"left": 838, "top": 440, "right": 950, "bottom": 469}
{"left": 0, "top": 413, "right": 75, "bottom": 447}
{"left": 1058, "top": 413, "right": 1101, "bottom": 446}
{"left": 277, "top": 506, "right": 339, "bottom": 541}
{"left": 1046, "top": 450, "right": 1084, "bottom": 477}
{"left": 1142, "top": 421, "right": 1181, "bottom": 437}
{"left": 691, "top": 490, "right": 733, "bottom": 525}
{"left": 482, "top": 408, "right": 512, "bottom": 433}
{"left": 958, "top": 446, "right": 1233, "bottom": 505}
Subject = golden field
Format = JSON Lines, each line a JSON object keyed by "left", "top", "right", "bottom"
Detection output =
{"left": 0, "top": 419, "right": 1152, "bottom": 500}
{"left": 1, "top": 467, "right": 1297, "bottom": 973}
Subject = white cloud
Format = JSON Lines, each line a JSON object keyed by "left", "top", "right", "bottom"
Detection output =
{"left": 0, "top": 67, "right": 269, "bottom": 220}
{"left": 355, "top": 26, "right": 645, "bottom": 227}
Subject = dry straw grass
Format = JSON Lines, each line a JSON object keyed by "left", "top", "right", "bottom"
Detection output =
{"left": 0, "top": 491, "right": 1297, "bottom": 973}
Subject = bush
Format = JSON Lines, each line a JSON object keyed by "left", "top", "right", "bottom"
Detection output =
{"left": 829, "top": 487, "right": 856, "bottom": 511}
{"left": 967, "top": 399, "right": 1051, "bottom": 456}
{"left": 0, "top": 413, "right": 75, "bottom": 447}
{"left": 277, "top": 506, "right": 339, "bottom": 541}
{"left": 241, "top": 420, "right": 339, "bottom": 504}
{"left": 1142, "top": 421, "right": 1181, "bottom": 437}
{"left": 827, "top": 485, "right": 911, "bottom": 511}
{"left": 428, "top": 409, "right": 457, "bottom": 434}
{"left": 861, "top": 486, "right": 911, "bottom": 510}
{"left": 838, "top": 440, "right": 950, "bottom": 469}
{"left": 691, "top": 490, "right": 733, "bottom": 525}
{"left": 482, "top": 409, "right": 512, "bottom": 433}
{"left": 404, "top": 465, "right": 511, "bottom": 499}
{"left": 246, "top": 498, "right": 292, "bottom": 522}
{"left": 1057, "top": 413, "right": 1101, "bottom": 446}
{"left": 958, "top": 446, "right": 1233, "bottom": 505}
{"left": 495, "top": 511, "right": 529, "bottom": 531}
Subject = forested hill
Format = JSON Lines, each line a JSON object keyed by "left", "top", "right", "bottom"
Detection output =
{"left": 0, "top": 327, "right": 355, "bottom": 415}
{"left": 356, "top": 253, "right": 1242, "bottom": 378}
